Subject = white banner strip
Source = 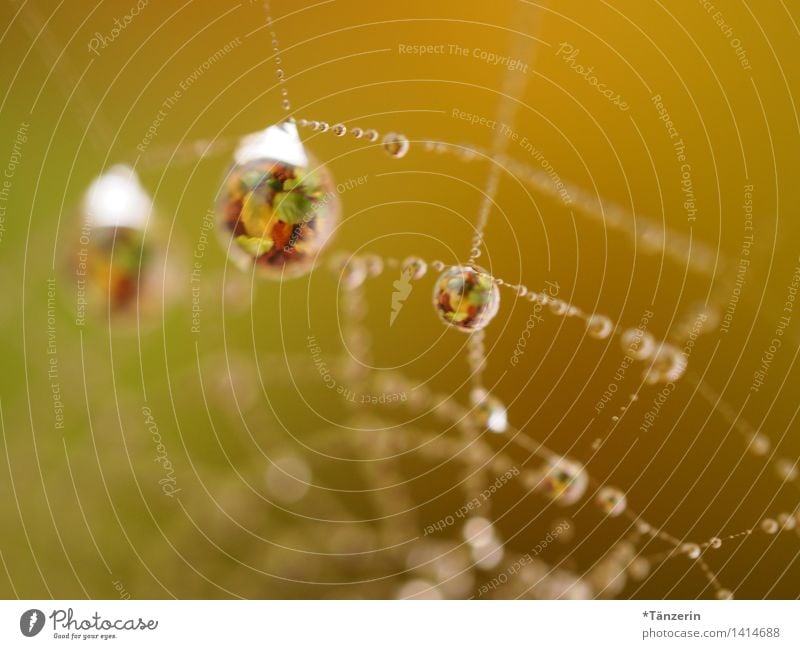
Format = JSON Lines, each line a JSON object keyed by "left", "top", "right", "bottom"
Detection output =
{"left": 0, "top": 600, "right": 797, "bottom": 647}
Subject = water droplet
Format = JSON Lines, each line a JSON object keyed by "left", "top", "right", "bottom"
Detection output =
{"left": 644, "top": 343, "right": 687, "bottom": 384}
{"left": 395, "top": 579, "right": 442, "bottom": 600}
{"left": 74, "top": 165, "right": 158, "bottom": 316}
{"left": 586, "top": 314, "right": 614, "bottom": 339}
{"left": 748, "top": 432, "right": 770, "bottom": 457}
{"left": 265, "top": 455, "right": 311, "bottom": 503}
{"left": 595, "top": 486, "right": 627, "bottom": 517}
{"left": 775, "top": 458, "right": 798, "bottom": 482}
{"left": 471, "top": 540, "right": 504, "bottom": 571}
{"left": 621, "top": 328, "right": 656, "bottom": 361}
{"left": 363, "top": 253, "right": 384, "bottom": 277}
{"left": 549, "top": 300, "right": 569, "bottom": 316}
{"left": 628, "top": 557, "right": 650, "bottom": 581}
{"left": 761, "top": 518, "right": 779, "bottom": 534}
{"left": 217, "top": 121, "right": 339, "bottom": 280}
{"left": 382, "top": 132, "right": 409, "bottom": 158}
{"left": 433, "top": 265, "right": 500, "bottom": 332}
{"left": 459, "top": 147, "right": 477, "bottom": 161}
{"left": 537, "top": 456, "right": 588, "bottom": 506}
{"left": 680, "top": 543, "right": 701, "bottom": 560}
{"left": 329, "top": 252, "right": 367, "bottom": 289}
{"left": 401, "top": 256, "right": 427, "bottom": 280}
{"left": 462, "top": 516, "right": 497, "bottom": 548}
{"left": 469, "top": 388, "right": 508, "bottom": 433}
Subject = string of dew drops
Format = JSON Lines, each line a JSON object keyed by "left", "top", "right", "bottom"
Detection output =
{"left": 378, "top": 357, "right": 739, "bottom": 598}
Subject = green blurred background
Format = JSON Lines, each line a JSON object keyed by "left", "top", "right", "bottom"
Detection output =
{"left": 0, "top": 0, "right": 799, "bottom": 598}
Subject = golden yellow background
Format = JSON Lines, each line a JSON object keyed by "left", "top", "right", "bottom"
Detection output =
{"left": 0, "top": 0, "right": 798, "bottom": 598}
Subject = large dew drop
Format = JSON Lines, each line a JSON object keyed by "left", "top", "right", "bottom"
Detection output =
{"left": 75, "top": 164, "right": 155, "bottom": 316}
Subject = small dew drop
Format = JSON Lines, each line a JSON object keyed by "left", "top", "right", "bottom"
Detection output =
{"left": 748, "top": 433, "right": 771, "bottom": 457}
{"left": 595, "top": 486, "right": 627, "bottom": 517}
{"left": 620, "top": 328, "right": 656, "bottom": 361}
{"left": 680, "top": 543, "right": 701, "bottom": 560}
{"left": 586, "top": 314, "right": 614, "bottom": 340}
{"left": 382, "top": 132, "right": 410, "bottom": 158}
{"left": 401, "top": 256, "right": 427, "bottom": 280}
{"left": 628, "top": 557, "right": 651, "bottom": 581}
{"left": 363, "top": 253, "right": 384, "bottom": 277}
{"left": 775, "top": 458, "right": 798, "bottom": 482}
{"left": 761, "top": 518, "right": 779, "bottom": 535}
